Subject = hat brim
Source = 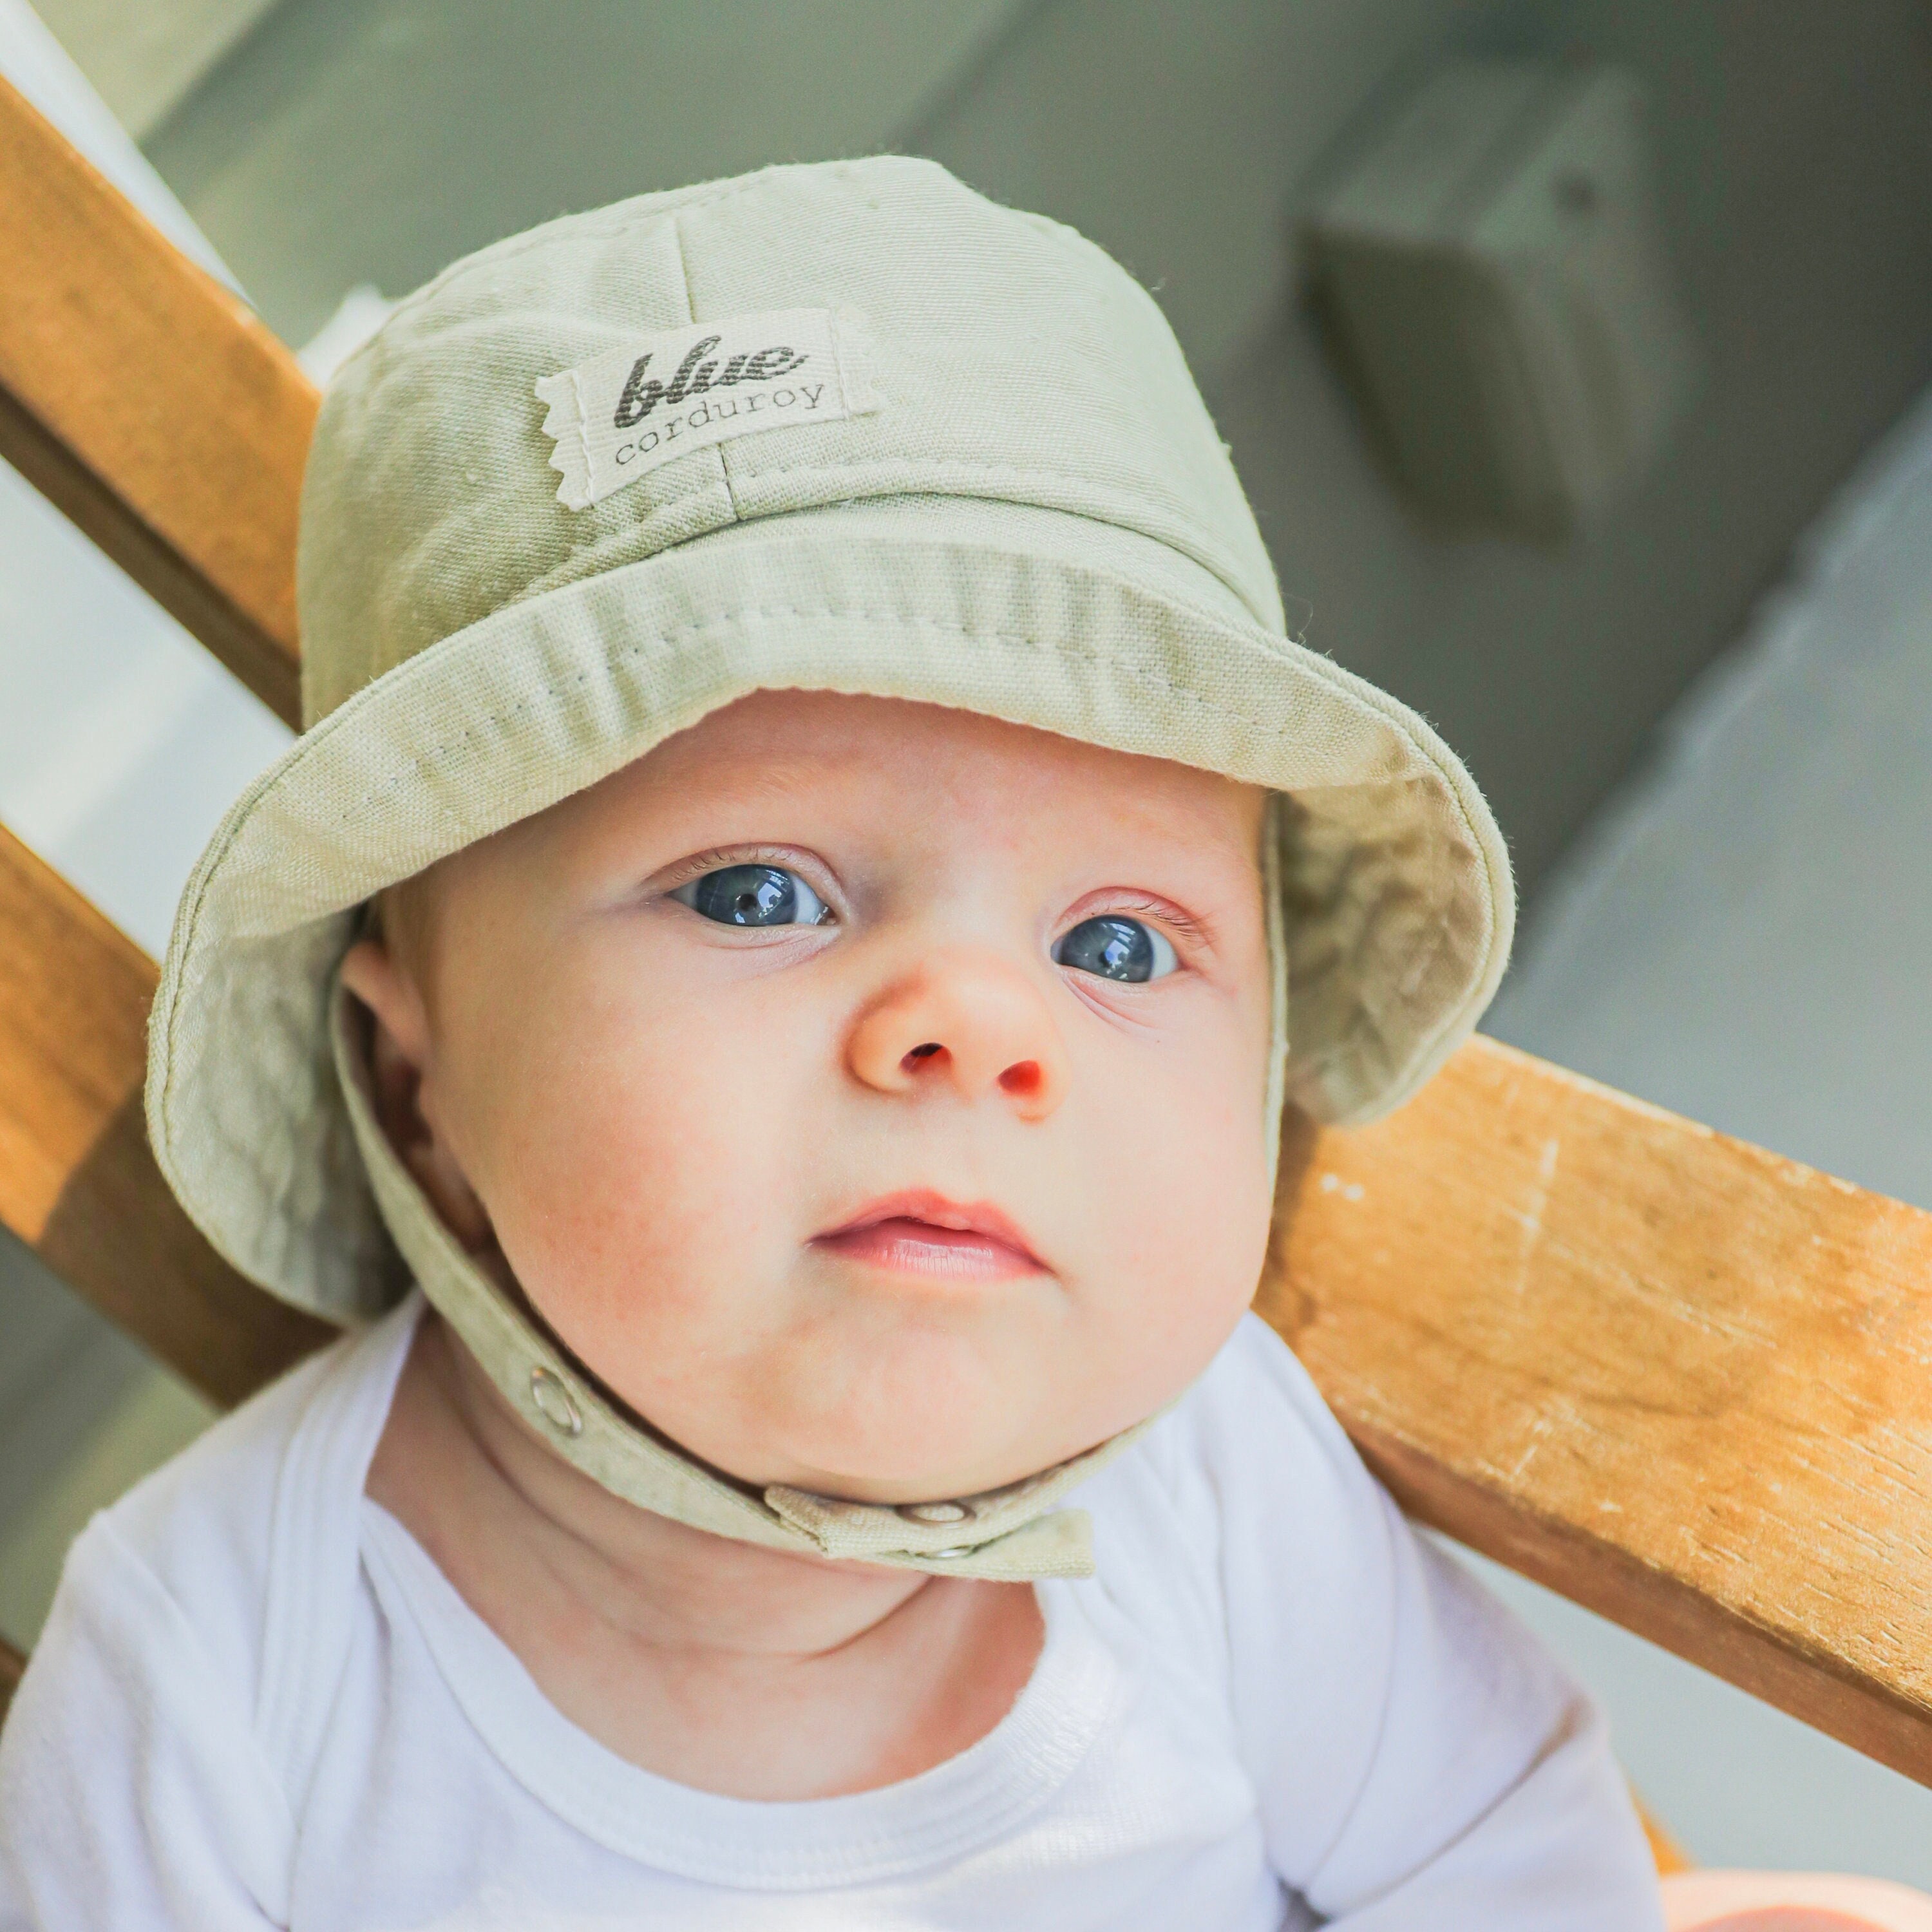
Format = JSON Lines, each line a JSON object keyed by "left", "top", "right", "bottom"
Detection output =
{"left": 147, "top": 497, "right": 1512, "bottom": 1322}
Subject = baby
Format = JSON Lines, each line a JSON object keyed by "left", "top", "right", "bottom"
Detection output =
{"left": 0, "top": 157, "right": 1667, "bottom": 1926}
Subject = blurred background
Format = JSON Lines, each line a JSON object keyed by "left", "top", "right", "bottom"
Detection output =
{"left": 5, "top": 0, "right": 1932, "bottom": 1883}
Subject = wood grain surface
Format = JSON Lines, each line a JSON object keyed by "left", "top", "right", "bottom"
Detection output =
{"left": 0, "top": 1636, "right": 21, "bottom": 1728}
{"left": 0, "top": 826, "right": 334, "bottom": 1406}
{"left": 0, "top": 72, "right": 311, "bottom": 728}
{"left": 1263, "top": 1035, "right": 1932, "bottom": 1785}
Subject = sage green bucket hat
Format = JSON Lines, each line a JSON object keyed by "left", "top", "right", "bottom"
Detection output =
{"left": 147, "top": 155, "right": 1511, "bottom": 1576}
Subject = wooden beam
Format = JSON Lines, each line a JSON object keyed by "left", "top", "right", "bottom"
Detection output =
{"left": 0, "top": 824, "right": 334, "bottom": 1407}
{"left": 1264, "top": 1037, "right": 1932, "bottom": 1786}
{"left": 0, "top": 71, "right": 312, "bottom": 730}
{"left": 0, "top": 1635, "right": 21, "bottom": 1728}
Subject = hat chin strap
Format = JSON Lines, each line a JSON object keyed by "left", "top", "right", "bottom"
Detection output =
{"left": 328, "top": 831, "right": 1289, "bottom": 1586}
{"left": 330, "top": 981, "right": 1130, "bottom": 1580}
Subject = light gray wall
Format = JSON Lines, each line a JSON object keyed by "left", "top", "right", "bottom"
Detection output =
{"left": 903, "top": 0, "right": 1492, "bottom": 380}
{"left": 143, "top": 0, "right": 1038, "bottom": 346}
{"left": 909, "top": 0, "right": 1932, "bottom": 891}
{"left": 1242, "top": 0, "right": 1932, "bottom": 887}
{"left": 145, "top": 0, "right": 1492, "bottom": 438}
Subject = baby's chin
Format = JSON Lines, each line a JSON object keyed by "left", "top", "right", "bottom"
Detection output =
{"left": 625, "top": 1334, "right": 1135, "bottom": 1506}
{"left": 522, "top": 1255, "right": 1203, "bottom": 1502}
{"left": 758, "top": 1412, "right": 1102, "bottom": 1506}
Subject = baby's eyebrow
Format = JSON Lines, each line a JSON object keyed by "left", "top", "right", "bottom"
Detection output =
{"left": 670, "top": 755, "right": 854, "bottom": 810}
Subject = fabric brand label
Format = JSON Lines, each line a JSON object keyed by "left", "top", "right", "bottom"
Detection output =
{"left": 535, "top": 306, "right": 882, "bottom": 511}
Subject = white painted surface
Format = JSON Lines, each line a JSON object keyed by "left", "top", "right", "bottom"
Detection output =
{"left": 0, "top": 460, "right": 290, "bottom": 959}
{"left": 0, "top": 1, "right": 290, "bottom": 951}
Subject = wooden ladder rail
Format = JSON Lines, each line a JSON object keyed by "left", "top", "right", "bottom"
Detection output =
{"left": 4, "top": 70, "right": 1932, "bottom": 1781}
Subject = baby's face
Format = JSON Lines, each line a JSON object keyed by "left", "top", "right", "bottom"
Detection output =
{"left": 357, "top": 692, "right": 1274, "bottom": 1502}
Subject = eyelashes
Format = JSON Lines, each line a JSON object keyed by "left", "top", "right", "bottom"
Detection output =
{"left": 661, "top": 853, "right": 1204, "bottom": 978}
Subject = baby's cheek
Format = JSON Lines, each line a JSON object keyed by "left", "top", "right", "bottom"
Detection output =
{"left": 480, "top": 1012, "right": 792, "bottom": 1392}
{"left": 1080, "top": 1046, "right": 1273, "bottom": 1393}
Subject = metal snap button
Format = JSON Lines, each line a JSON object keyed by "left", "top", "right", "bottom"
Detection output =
{"left": 895, "top": 1499, "right": 974, "bottom": 1526}
{"left": 529, "top": 1366, "right": 583, "bottom": 1437}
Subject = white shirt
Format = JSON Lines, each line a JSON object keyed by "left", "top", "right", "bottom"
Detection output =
{"left": 0, "top": 1298, "right": 1660, "bottom": 1929}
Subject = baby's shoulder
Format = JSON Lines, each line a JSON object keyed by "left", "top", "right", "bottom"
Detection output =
{"left": 1182, "top": 1310, "right": 1352, "bottom": 1439}
{"left": 1130, "top": 1312, "right": 1376, "bottom": 1519}
{"left": 67, "top": 1299, "right": 417, "bottom": 1714}
{"left": 1083, "top": 1314, "right": 1399, "bottom": 1622}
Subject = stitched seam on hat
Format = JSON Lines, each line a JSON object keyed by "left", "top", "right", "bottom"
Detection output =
{"left": 205, "top": 527, "right": 1368, "bottom": 852}
{"left": 327, "top": 607, "right": 1295, "bottom": 828}
{"left": 160, "top": 594, "right": 1482, "bottom": 1191}
{"left": 724, "top": 466, "right": 1248, "bottom": 598}
{"left": 509, "top": 478, "right": 1255, "bottom": 622}
{"left": 159, "top": 623, "right": 1468, "bottom": 1168}
{"left": 667, "top": 206, "right": 743, "bottom": 526}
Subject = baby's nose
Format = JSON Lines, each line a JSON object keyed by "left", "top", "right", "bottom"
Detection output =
{"left": 846, "top": 952, "right": 1068, "bottom": 1120}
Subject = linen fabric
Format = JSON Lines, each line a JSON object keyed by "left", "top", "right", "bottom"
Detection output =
{"left": 0, "top": 1304, "right": 1662, "bottom": 1930}
{"left": 146, "top": 154, "right": 1512, "bottom": 1331}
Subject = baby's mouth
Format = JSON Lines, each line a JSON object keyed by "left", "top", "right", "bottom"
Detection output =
{"left": 813, "top": 1190, "right": 1046, "bottom": 1283}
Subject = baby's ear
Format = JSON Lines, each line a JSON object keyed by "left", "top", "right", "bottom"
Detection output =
{"left": 340, "top": 933, "right": 431, "bottom": 1079}
{"left": 339, "top": 936, "right": 497, "bottom": 1255}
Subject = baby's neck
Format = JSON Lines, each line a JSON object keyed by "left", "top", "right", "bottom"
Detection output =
{"left": 366, "top": 1311, "right": 1044, "bottom": 1798}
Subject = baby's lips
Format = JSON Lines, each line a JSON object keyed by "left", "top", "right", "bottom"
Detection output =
{"left": 814, "top": 1189, "right": 1044, "bottom": 1267}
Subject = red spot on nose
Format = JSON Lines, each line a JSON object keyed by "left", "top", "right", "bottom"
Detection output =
{"left": 999, "top": 1060, "right": 1043, "bottom": 1097}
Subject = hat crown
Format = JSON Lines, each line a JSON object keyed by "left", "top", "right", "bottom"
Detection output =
{"left": 298, "top": 155, "right": 1283, "bottom": 725}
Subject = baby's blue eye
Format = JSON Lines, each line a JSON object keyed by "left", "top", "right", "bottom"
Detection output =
{"left": 672, "top": 864, "right": 831, "bottom": 927}
{"left": 1052, "top": 916, "right": 1177, "bottom": 983}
